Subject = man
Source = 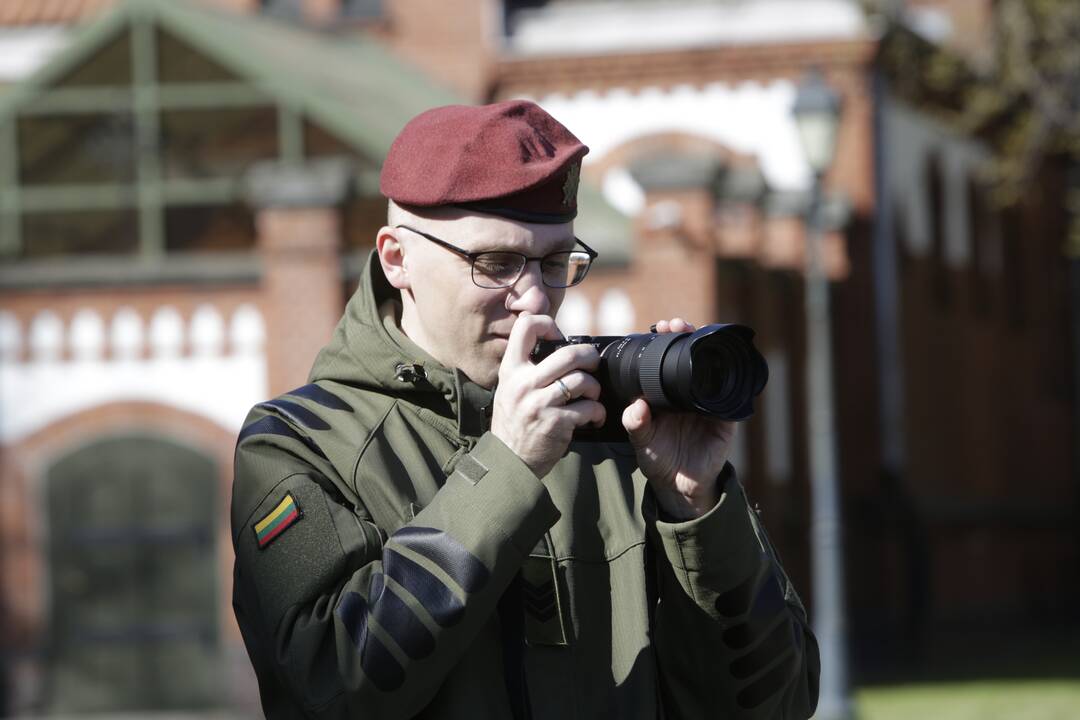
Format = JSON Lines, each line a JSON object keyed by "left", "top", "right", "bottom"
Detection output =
{"left": 232, "top": 100, "right": 819, "bottom": 719}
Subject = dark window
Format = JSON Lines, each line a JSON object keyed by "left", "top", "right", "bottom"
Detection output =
{"left": 156, "top": 30, "right": 239, "bottom": 84}
{"left": 21, "top": 210, "right": 139, "bottom": 258}
{"left": 343, "top": 196, "right": 386, "bottom": 252}
{"left": 164, "top": 203, "right": 256, "bottom": 253}
{"left": 18, "top": 112, "right": 136, "bottom": 186}
{"left": 303, "top": 119, "right": 354, "bottom": 158}
{"left": 160, "top": 107, "right": 277, "bottom": 179}
{"left": 53, "top": 31, "right": 132, "bottom": 87}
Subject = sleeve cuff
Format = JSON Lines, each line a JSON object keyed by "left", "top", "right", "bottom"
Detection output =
{"left": 652, "top": 463, "right": 763, "bottom": 574}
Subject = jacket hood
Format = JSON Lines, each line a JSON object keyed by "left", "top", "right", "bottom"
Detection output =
{"left": 308, "top": 250, "right": 495, "bottom": 439}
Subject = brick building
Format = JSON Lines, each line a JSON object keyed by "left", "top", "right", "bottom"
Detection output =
{"left": 0, "top": 0, "right": 1076, "bottom": 714}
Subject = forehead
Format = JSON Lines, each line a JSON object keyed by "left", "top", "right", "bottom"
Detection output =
{"left": 437, "top": 212, "right": 575, "bottom": 254}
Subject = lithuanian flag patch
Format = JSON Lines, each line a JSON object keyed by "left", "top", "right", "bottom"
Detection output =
{"left": 254, "top": 493, "right": 302, "bottom": 550}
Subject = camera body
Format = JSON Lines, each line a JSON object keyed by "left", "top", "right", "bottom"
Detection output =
{"left": 531, "top": 324, "right": 768, "bottom": 443}
{"left": 533, "top": 334, "right": 634, "bottom": 442}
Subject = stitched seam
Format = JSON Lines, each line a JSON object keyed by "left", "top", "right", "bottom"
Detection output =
{"left": 673, "top": 528, "right": 700, "bottom": 604}
{"left": 552, "top": 540, "right": 647, "bottom": 564}
{"left": 350, "top": 398, "right": 398, "bottom": 490}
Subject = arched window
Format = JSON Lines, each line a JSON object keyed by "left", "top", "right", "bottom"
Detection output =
{"left": 46, "top": 435, "right": 220, "bottom": 712}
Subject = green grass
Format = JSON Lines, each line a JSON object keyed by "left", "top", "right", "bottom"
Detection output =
{"left": 856, "top": 679, "right": 1080, "bottom": 720}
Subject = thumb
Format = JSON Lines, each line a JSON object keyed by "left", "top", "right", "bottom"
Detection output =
{"left": 622, "top": 398, "right": 655, "bottom": 447}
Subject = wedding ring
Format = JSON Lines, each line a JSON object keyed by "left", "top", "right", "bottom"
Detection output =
{"left": 555, "top": 377, "right": 572, "bottom": 403}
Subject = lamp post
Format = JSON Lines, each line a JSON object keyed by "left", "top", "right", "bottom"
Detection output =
{"left": 792, "top": 68, "right": 853, "bottom": 720}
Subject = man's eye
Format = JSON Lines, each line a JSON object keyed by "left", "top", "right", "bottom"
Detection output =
{"left": 475, "top": 256, "right": 516, "bottom": 274}
{"left": 542, "top": 256, "right": 569, "bottom": 272}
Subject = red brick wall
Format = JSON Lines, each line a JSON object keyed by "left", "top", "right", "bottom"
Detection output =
{"left": 371, "top": 0, "right": 498, "bottom": 100}
{"left": 256, "top": 205, "right": 346, "bottom": 396}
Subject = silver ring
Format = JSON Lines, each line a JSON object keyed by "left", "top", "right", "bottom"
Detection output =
{"left": 555, "top": 377, "right": 572, "bottom": 403}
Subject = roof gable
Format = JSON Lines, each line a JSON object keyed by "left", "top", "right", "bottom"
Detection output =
{"left": 0, "top": 0, "right": 461, "bottom": 161}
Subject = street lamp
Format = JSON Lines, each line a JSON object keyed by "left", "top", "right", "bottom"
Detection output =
{"left": 792, "top": 68, "right": 853, "bottom": 720}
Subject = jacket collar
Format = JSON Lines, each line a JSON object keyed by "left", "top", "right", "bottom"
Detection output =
{"left": 377, "top": 297, "right": 495, "bottom": 439}
{"left": 310, "top": 250, "right": 494, "bottom": 442}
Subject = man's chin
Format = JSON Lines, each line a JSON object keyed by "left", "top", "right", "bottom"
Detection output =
{"left": 456, "top": 359, "right": 501, "bottom": 390}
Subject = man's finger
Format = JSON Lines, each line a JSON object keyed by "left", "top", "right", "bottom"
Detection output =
{"left": 546, "top": 370, "right": 601, "bottom": 405}
{"left": 622, "top": 398, "right": 655, "bottom": 446}
{"left": 559, "top": 399, "right": 607, "bottom": 429}
{"left": 502, "top": 312, "right": 560, "bottom": 369}
{"left": 653, "top": 317, "right": 696, "bottom": 334}
{"left": 533, "top": 344, "right": 600, "bottom": 387}
{"left": 669, "top": 317, "right": 695, "bottom": 333}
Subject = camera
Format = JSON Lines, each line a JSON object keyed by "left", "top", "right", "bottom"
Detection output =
{"left": 531, "top": 324, "right": 769, "bottom": 442}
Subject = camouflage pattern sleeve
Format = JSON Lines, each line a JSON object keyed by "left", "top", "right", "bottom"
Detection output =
{"left": 232, "top": 424, "right": 559, "bottom": 718}
{"left": 646, "top": 464, "right": 820, "bottom": 719}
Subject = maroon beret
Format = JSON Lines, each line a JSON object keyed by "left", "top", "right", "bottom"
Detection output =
{"left": 380, "top": 100, "right": 589, "bottom": 224}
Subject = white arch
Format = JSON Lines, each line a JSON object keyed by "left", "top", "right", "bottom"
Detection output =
{"left": 70, "top": 309, "right": 105, "bottom": 363}
{"left": 190, "top": 304, "right": 225, "bottom": 357}
{"left": 110, "top": 307, "right": 143, "bottom": 362}
{"left": 230, "top": 304, "right": 265, "bottom": 355}
{"left": 537, "top": 79, "right": 810, "bottom": 192}
{"left": 149, "top": 306, "right": 184, "bottom": 358}
{"left": 29, "top": 311, "right": 64, "bottom": 362}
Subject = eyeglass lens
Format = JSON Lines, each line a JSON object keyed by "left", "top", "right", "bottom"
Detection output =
{"left": 472, "top": 250, "right": 593, "bottom": 289}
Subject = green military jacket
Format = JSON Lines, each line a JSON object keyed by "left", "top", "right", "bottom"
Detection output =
{"left": 231, "top": 252, "right": 820, "bottom": 719}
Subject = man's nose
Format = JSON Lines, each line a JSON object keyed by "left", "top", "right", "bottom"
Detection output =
{"left": 507, "top": 261, "right": 551, "bottom": 315}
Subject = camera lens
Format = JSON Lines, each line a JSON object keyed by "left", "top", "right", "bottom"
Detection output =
{"left": 596, "top": 324, "right": 767, "bottom": 422}
{"left": 690, "top": 345, "right": 734, "bottom": 401}
{"left": 684, "top": 326, "right": 767, "bottom": 420}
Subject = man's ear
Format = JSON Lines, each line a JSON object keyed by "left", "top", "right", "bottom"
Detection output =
{"left": 376, "top": 226, "right": 411, "bottom": 290}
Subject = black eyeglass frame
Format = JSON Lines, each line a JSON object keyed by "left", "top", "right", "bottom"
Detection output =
{"left": 395, "top": 224, "right": 599, "bottom": 289}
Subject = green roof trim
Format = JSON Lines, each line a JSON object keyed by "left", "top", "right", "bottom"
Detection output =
{"left": 148, "top": 0, "right": 463, "bottom": 161}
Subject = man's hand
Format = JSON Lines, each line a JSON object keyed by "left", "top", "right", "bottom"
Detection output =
{"left": 491, "top": 312, "right": 606, "bottom": 479}
{"left": 623, "top": 317, "right": 738, "bottom": 521}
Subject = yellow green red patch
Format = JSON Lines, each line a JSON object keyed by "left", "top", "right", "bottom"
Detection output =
{"left": 254, "top": 493, "right": 301, "bottom": 549}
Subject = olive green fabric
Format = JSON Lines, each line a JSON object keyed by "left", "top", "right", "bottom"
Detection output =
{"left": 231, "top": 250, "right": 820, "bottom": 719}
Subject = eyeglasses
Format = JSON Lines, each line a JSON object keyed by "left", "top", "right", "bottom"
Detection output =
{"left": 395, "top": 225, "right": 598, "bottom": 289}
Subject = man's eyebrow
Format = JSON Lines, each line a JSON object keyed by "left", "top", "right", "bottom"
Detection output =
{"left": 542, "top": 236, "right": 578, "bottom": 253}
{"left": 475, "top": 237, "right": 577, "bottom": 255}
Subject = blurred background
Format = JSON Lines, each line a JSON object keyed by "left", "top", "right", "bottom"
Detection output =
{"left": 0, "top": 0, "right": 1077, "bottom": 717}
